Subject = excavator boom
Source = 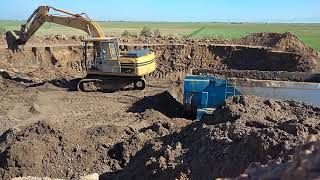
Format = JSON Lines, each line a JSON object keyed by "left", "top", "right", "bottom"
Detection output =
{"left": 6, "top": 6, "right": 105, "bottom": 51}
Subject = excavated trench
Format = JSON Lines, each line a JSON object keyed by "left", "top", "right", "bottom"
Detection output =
{"left": 0, "top": 43, "right": 316, "bottom": 84}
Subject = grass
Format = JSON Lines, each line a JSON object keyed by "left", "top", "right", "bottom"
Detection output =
{"left": 0, "top": 21, "right": 319, "bottom": 52}
{"left": 183, "top": 24, "right": 320, "bottom": 52}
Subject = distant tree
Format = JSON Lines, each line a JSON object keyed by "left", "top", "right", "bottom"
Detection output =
{"left": 153, "top": 28, "right": 161, "bottom": 37}
{"left": 140, "top": 27, "right": 152, "bottom": 37}
{"left": 121, "top": 30, "right": 130, "bottom": 37}
{"left": 130, "top": 32, "right": 138, "bottom": 38}
{"left": 0, "top": 27, "right": 6, "bottom": 35}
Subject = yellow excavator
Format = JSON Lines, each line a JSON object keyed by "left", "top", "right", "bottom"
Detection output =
{"left": 6, "top": 6, "right": 156, "bottom": 91}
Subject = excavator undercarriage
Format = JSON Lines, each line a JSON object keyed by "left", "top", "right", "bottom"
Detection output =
{"left": 77, "top": 76, "right": 146, "bottom": 92}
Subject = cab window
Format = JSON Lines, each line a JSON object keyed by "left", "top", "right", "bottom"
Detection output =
{"left": 101, "top": 42, "right": 118, "bottom": 61}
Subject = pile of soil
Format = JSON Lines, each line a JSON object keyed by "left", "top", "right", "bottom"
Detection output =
{"left": 239, "top": 135, "right": 320, "bottom": 180}
{"left": 236, "top": 32, "right": 320, "bottom": 72}
{"left": 104, "top": 95, "right": 320, "bottom": 180}
{"left": 0, "top": 110, "right": 189, "bottom": 179}
{"left": 0, "top": 46, "right": 85, "bottom": 83}
{"left": 237, "top": 32, "right": 316, "bottom": 53}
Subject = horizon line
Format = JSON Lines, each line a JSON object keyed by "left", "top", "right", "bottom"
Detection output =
{"left": 0, "top": 19, "right": 320, "bottom": 24}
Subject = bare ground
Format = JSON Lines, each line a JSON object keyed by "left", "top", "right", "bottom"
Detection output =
{"left": 0, "top": 32, "right": 319, "bottom": 179}
{"left": 0, "top": 77, "right": 190, "bottom": 179}
{"left": 0, "top": 78, "right": 319, "bottom": 179}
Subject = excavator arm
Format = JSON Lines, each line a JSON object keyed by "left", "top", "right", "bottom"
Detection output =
{"left": 6, "top": 6, "right": 105, "bottom": 51}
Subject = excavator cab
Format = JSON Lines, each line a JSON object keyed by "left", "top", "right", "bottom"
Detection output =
{"left": 83, "top": 37, "right": 121, "bottom": 74}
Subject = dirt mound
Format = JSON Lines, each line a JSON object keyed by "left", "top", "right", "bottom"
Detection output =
{"left": 237, "top": 32, "right": 320, "bottom": 72}
{"left": 0, "top": 121, "right": 109, "bottom": 179}
{"left": 237, "top": 32, "right": 314, "bottom": 52}
{"left": 105, "top": 95, "right": 320, "bottom": 180}
{"left": 0, "top": 47, "right": 85, "bottom": 83}
{"left": 239, "top": 135, "right": 320, "bottom": 180}
{"left": 0, "top": 108, "right": 189, "bottom": 179}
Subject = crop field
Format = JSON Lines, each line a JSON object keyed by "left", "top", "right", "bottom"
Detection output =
{"left": 1, "top": 21, "right": 320, "bottom": 51}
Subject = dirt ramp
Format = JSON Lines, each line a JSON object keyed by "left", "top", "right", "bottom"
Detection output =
{"left": 105, "top": 96, "right": 320, "bottom": 180}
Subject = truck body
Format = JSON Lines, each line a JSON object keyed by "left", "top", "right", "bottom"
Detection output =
{"left": 184, "top": 75, "right": 320, "bottom": 119}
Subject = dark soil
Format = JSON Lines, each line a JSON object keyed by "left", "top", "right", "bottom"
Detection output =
{"left": 238, "top": 135, "right": 320, "bottom": 180}
{"left": 0, "top": 111, "right": 188, "bottom": 179}
{"left": 127, "top": 90, "right": 185, "bottom": 118}
{"left": 193, "top": 69, "right": 320, "bottom": 83}
{"left": 102, "top": 95, "right": 320, "bottom": 180}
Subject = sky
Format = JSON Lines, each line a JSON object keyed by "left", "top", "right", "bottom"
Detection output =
{"left": 0, "top": 0, "right": 319, "bottom": 23}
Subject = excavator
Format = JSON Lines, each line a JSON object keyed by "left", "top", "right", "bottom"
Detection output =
{"left": 6, "top": 6, "right": 156, "bottom": 91}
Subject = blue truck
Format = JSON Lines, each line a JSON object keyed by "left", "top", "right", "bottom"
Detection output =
{"left": 184, "top": 75, "right": 320, "bottom": 120}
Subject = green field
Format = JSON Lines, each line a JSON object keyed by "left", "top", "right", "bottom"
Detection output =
{"left": 1, "top": 21, "right": 320, "bottom": 52}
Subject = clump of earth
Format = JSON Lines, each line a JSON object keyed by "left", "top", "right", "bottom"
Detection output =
{"left": 238, "top": 135, "right": 320, "bottom": 180}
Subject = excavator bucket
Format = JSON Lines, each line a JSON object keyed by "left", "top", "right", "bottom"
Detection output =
{"left": 6, "top": 31, "right": 24, "bottom": 52}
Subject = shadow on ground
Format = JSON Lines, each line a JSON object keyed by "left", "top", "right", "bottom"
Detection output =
{"left": 127, "top": 91, "right": 185, "bottom": 118}
{"left": 26, "top": 78, "right": 81, "bottom": 91}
